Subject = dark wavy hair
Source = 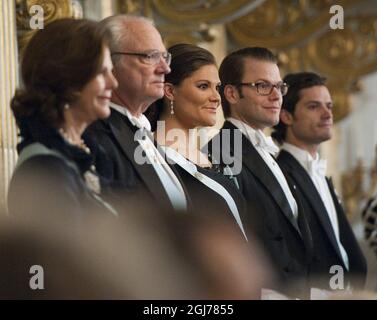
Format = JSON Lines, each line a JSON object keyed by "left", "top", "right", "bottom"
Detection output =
{"left": 11, "top": 18, "right": 109, "bottom": 129}
{"left": 271, "top": 72, "right": 327, "bottom": 144}
{"left": 145, "top": 43, "right": 217, "bottom": 131}
{"left": 219, "top": 47, "right": 277, "bottom": 118}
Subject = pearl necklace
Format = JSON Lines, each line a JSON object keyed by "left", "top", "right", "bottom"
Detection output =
{"left": 59, "top": 128, "right": 102, "bottom": 194}
{"left": 59, "top": 128, "right": 91, "bottom": 154}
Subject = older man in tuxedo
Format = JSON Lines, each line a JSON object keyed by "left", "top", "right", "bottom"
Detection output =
{"left": 206, "top": 47, "right": 313, "bottom": 298}
{"left": 85, "top": 15, "right": 188, "bottom": 213}
{"left": 272, "top": 71, "right": 367, "bottom": 292}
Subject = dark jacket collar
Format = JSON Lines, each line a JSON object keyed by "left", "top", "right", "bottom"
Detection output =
{"left": 278, "top": 149, "right": 344, "bottom": 261}
{"left": 221, "top": 120, "right": 302, "bottom": 236}
{"left": 17, "top": 115, "right": 94, "bottom": 174}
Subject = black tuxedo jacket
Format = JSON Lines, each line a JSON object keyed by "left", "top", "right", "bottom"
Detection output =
{"left": 277, "top": 150, "right": 367, "bottom": 289}
{"left": 84, "top": 108, "right": 189, "bottom": 213}
{"left": 206, "top": 121, "right": 313, "bottom": 296}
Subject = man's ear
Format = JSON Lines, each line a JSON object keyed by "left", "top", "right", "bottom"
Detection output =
{"left": 280, "top": 109, "right": 294, "bottom": 126}
{"left": 224, "top": 84, "right": 240, "bottom": 105}
{"left": 164, "top": 83, "right": 175, "bottom": 100}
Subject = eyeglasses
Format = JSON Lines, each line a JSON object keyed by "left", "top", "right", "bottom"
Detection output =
{"left": 235, "top": 81, "right": 289, "bottom": 96}
{"left": 111, "top": 50, "right": 172, "bottom": 66}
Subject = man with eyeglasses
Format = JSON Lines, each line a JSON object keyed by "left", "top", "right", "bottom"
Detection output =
{"left": 85, "top": 15, "right": 189, "bottom": 214}
{"left": 272, "top": 72, "right": 367, "bottom": 294}
{"left": 206, "top": 47, "right": 313, "bottom": 299}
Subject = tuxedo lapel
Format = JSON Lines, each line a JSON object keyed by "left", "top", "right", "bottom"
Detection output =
{"left": 286, "top": 173, "right": 314, "bottom": 254}
{"left": 326, "top": 178, "right": 342, "bottom": 211}
{"left": 278, "top": 150, "right": 343, "bottom": 261}
{"left": 326, "top": 177, "right": 368, "bottom": 281}
{"left": 223, "top": 121, "right": 301, "bottom": 236}
{"left": 326, "top": 177, "right": 349, "bottom": 240}
{"left": 107, "top": 110, "right": 173, "bottom": 210}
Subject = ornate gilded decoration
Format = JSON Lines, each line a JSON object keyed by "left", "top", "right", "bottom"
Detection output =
{"left": 117, "top": 0, "right": 266, "bottom": 46}
{"left": 158, "top": 22, "right": 219, "bottom": 47}
{"left": 117, "top": 0, "right": 144, "bottom": 16}
{"left": 229, "top": 0, "right": 321, "bottom": 49}
{"left": 341, "top": 159, "right": 365, "bottom": 216}
{"left": 285, "top": 13, "right": 377, "bottom": 121}
{"left": 342, "top": 149, "right": 377, "bottom": 218}
{"left": 151, "top": 0, "right": 266, "bottom": 23}
{"left": 227, "top": 0, "right": 362, "bottom": 49}
{"left": 16, "top": 0, "right": 82, "bottom": 54}
{"left": 305, "top": 16, "right": 377, "bottom": 79}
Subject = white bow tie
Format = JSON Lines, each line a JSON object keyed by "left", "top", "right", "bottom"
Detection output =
{"left": 253, "top": 130, "right": 279, "bottom": 156}
{"left": 308, "top": 158, "right": 327, "bottom": 177}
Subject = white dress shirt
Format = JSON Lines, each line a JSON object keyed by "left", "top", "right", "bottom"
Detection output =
{"left": 281, "top": 142, "right": 349, "bottom": 270}
{"left": 228, "top": 118, "right": 298, "bottom": 219}
{"left": 110, "top": 103, "right": 187, "bottom": 211}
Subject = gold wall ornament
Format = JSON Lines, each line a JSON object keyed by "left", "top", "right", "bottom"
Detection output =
{"left": 227, "top": 0, "right": 363, "bottom": 50}
{"left": 16, "top": 0, "right": 81, "bottom": 55}
{"left": 117, "top": 0, "right": 146, "bottom": 16}
{"left": 341, "top": 159, "right": 365, "bottom": 217}
{"left": 306, "top": 30, "right": 357, "bottom": 75}
{"left": 305, "top": 16, "right": 377, "bottom": 79}
{"left": 300, "top": 14, "right": 377, "bottom": 120}
{"left": 341, "top": 147, "right": 377, "bottom": 218}
{"left": 162, "top": 31, "right": 206, "bottom": 48}
{"left": 148, "top": 0, "right": 266, "bottom": 46}
{"left": 327, "top": 88, "right": 352, "bottom": 121}
{"left": 151, "top": 0, "right": 266, "bottom": 24}
{"left": 349, "top": 15, "right": 377, "bottom": 77}
{"left": 280, "top": 47, "right": 354, "bottom": 122}
{"left": 158, "top": 22, "right": 221, "bottom": 47}
{"left": 116, "top": 0, "right": 218, "bottom": 45}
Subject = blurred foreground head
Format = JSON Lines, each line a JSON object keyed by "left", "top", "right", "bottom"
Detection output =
{"left": 0, "top": 207, "right": 273, "bottom": 299}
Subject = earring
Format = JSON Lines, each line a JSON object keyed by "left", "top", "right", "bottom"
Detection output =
{"left": 64, "top": 104, "right": 70, "bottom": 110}
{"left": 170, "top": 100, "right": 174, "bottom": 115}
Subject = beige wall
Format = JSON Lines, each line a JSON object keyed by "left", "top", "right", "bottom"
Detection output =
{"left": 0, "top": 0, "right": 19, "bottom": 212}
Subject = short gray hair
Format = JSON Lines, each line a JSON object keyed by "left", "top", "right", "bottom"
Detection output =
{"left": 99, "top": 14, "right": 155, "bottom": 65}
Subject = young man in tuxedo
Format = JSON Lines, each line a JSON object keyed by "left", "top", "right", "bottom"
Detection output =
{"left": 272, "top": 71, "right": 367, "bottom": 292}
{"left": 85, "top": 15, "right": 188, "bottom": 213}
{"left": 206, "top": 47, "right": 313, "bottom": 298}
